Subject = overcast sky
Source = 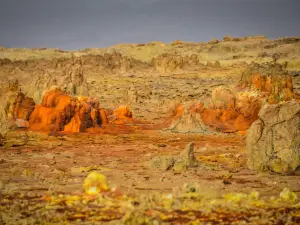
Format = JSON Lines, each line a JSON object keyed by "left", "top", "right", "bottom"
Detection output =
{"left": 0, "top": 0, "right": 299, "bottom": 50}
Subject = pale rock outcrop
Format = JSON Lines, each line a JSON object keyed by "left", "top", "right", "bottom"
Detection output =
{"left": 246, "top": 101, "right": 300, "bottom": 174}
{"left": 147, "top": 143, "right": 198, "bottom": 172}
{"left": 152, "top": 53, "right": 204, "bottom": 73}
{"left": 27, "top": 63, "right": 89, "bottom": 103}
{"left": 0, "top": 79, "right": 35, "bottom": 133}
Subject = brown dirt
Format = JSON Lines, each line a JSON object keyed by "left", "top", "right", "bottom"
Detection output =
{"left": 1, "top": 130, "right": 299, "bottom": 198}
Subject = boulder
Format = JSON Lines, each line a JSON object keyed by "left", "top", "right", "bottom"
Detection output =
{"left": 214, "top": 61, "right": 221, "bottom": 68}
{"left": 246, "top": 101, "right": 300, "bottom": 174}
{"left": 147, "top": 143, "right": 198, "bottom": 172}
{"left": 173, "top": 142, "right": 198, "bottom": 172}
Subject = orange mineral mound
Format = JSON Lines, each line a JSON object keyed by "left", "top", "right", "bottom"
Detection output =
{"left": 29, "top": 105, "right": 63, "bottom": 132}
{"left": 99, "top": 108, "right": 108, "bottom": 125}
{"left": 64, "top": 104, "right": 86, "bottom": 132}
{"left": 29, "top": 89, "right": 75, "bottom": 132}
{"left": 184, "top": 62, "right": 296, "bottom": 133}
{"left": 109, "top": 105, "right": 133, "bottom": 125}
{"left": 41, "top": 88, "right": 72, "bottom": 111}
{"left": 113, "top": 105, "right": 132, "bottom": 118}
{"left": 171, "top": 88, "right": 263, "bottom": 133}
{"left": 239, "top": 62, "right": 295, "bottom": 104}
{"left": 27, "top": 88, "right": 136, "bottom": 133}
{"left": 191, "top": 100, "right": 261, "bottom": 133}
{"left": 63, "top": 97, "right": 107, "bottom": 132}
{"left": 28, "top": 89, "right": 107, "bottom": 133}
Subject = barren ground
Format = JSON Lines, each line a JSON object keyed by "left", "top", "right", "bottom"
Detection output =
{"left": 1, "top": 37, "right": 300, "bottom": 224}
{"left": 1, "top": 130, "right": 300, "bottom": 224}
{"left": 1, "top": 131, "right": 300, "bottom": 197}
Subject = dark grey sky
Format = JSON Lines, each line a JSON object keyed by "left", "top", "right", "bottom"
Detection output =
{"left": 0, "top": 0, "right": 299, "bottom": 50}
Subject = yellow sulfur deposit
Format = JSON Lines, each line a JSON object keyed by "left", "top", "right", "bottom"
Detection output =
{"left": 83, "top": 172, "right": 109, "bottom": 195}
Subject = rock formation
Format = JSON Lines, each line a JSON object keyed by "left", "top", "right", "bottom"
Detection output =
{"left": 246, "top": 101, "right": 300, "bottom": 174}
{"left": 0, "top": 52, "right": 149, "bottom": 105}
{"left": 211, "top": 86, "right": 236, "bottom": 108}
{"left": 168, "top": 88, "right": 262, "bottom": 133}
{"left": 84, "top": 51, "right": 150, "bottom": 73}
{"left": 108, "top": 105, "right": 133, "bottom": 125}
{"left": 201, "top": 87, "right": 262, "bottom": 132}
{"left": 166, "top": 102, "right": 210, "bottom": 133}
{"left": 152, "top": 53, "right": 204, "bottom": 73}
{"left": 28, "top": 88, "right": 111, "bottom": 133}
{"left": 239, "top": 62, "right": 294, "bottom": 104}
{"left": 168, "top": 62, "right": 298, "bottom": 134}
{"left": 147, "top": 142, "right": 198, "bottom": 171}
{"left": 0, "top": 79, "right": 35, "bottom": 133}
{"left": 0, "top": 85, "right": 136, "bottom": 134}
{"left": 29, "top": 88, "right": 75, "bottom": 132}
{"left": 10, "top": 92, "right": 35, "bottom": 121}
{"left": 27, "top": 62, "right": 89, "bottom": 103}
{"left": 0, "top": 43, "right": 299, "bottom": 136}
